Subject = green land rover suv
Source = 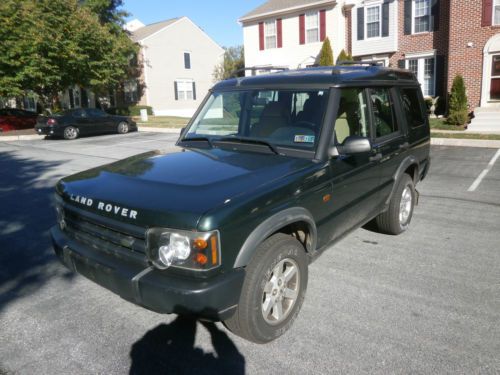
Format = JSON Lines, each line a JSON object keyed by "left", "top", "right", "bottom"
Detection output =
{"left": 51, "top": 65, "right": 430, "bottom": 343}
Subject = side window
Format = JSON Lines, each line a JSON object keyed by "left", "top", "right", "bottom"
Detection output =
{"left": 334, "top": 88, "right": 370, "bottom": 144}
{"left": 400, "top": 88, "right": 425, "bottom": 128}
{"left": 369, "top": 88, "right": 398, "bottom": 138}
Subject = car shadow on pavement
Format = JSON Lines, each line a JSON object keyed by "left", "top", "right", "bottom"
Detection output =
{"left": 129, "top": 316, "right": 246, "bottom": 375}
{"left": 0, "top": 151, "right": 74, "bottom": 313}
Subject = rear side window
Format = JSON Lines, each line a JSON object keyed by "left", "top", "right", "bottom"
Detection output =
{"left": 334, "top": 88, "right": 370, "bottom": 144}
{"left": 400, "top": 88, "right": 425, "bottom": 128}
{"left": 369, "top": 88, "right": 398, "bottom": 138}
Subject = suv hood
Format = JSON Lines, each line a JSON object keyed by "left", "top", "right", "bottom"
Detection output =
{"left": 57, "top": 148, "right": 315, "bottom": 229}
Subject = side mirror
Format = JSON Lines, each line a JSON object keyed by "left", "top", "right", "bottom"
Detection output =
{"left": 330, "top": 136, "right": 371, "bottom": 157}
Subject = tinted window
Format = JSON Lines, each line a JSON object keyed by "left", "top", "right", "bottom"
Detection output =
{"left": 369, "top": 88, "right": 397, "bottom": 138}
{"left": 87, "top": 109, "right": 107, "bottom": 117}
{"left": 400, "top": 88, "right": 425, "bottom": 128}
{"left": 72, "top": 109, "right": 87, "bottom": 118}
{"left": 334, "top": 88, "right": 370, "bottom": 144}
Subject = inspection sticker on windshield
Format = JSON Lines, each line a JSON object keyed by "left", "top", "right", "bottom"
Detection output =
{"left": 294, "top": 135, "right": 315, "bottom": 143}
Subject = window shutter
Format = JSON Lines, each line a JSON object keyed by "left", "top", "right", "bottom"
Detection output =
{"left": 259, "top": 22, "right": 264, "bottom": 50}
{"left": 320, "top": 9, "right": 326, "bottom": 41}
{"left": 382, "top": 2, "right": 390, "bottom": 37}
{"left": 277, "top": 19, "right": 283, "bottom": 48}
{"left": 431, "top": 0, "right": 440, "bottom": 31}
{"left": 434, "top": 55, "right": 445, "bottom": 98}
{"left": 299, "top": 14, "right": 305, "bottom": 44}
{"left": 398, "top": 59, "right": 405, "bottom": 69}
{"left": 482, "top": 0, "right": 493, "bottom": 27}
{"left": 174, "top": 81, "right": 178, "bottom": 100}
{"left": 357, "top": 7, "right": 364, "bottom": 40}
{"left": 404, "top": 0, "right": 412, "bottom": 35}
{"left": 192, "top": 82, "right": 196, "bottom": 100}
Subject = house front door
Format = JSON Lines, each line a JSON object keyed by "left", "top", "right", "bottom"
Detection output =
{"left": 490, "top": 55, "right": 500, "bottom": 100}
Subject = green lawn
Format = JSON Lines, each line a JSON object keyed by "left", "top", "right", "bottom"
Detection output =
{"left": 429, "top": 117, "right": 466, "bottom": 131}
{"left": 431, "top": 132, "right": 500, "bottom": 140}
{"left": 134, "top": 116, "right": 189, "bottom": 128}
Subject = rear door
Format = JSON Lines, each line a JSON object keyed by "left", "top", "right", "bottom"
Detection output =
{"left": 367, "top": 87, "right": 409, "bottom": 202}
{"left": 321, "top": 87, "right": 383, "bottom": 243}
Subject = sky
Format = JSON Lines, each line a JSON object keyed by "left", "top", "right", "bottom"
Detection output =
{"left": 122, "top": 0, "right": 265, "bottom": 47}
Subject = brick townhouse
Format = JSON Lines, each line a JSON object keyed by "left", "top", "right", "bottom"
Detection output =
{"left": 241, "top": 0, "right": 500, "bottom": 128}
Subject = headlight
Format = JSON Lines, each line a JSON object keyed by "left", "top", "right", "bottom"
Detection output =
{"left": 146, "top": 228, "right": 221, "bottom": 271}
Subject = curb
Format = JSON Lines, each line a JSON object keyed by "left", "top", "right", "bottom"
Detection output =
{"left": 0, "top": 134, "right": 41, "bottom": 141}
{"left": 431, "top": 137, "right": 500, "bottom": 148}
{"left": 138, "top": 127, "right": 181, "bottom": 134}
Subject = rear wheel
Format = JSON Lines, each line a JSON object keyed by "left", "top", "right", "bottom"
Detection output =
{"left": 375, "top": 173, "right": 415, "bottom": 235}
{"left": 224, "top": 233, "right": 308, "bottom": 343}
{"left": 117, "top": 122, "right": 129, "bottom": 134}
{"left": 63, "top": 126, "right": 78, "bottom": 140}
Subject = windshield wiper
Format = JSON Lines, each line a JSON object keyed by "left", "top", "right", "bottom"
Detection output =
{"left": 180, "top": 136, "right": 213, "bottom": 148}
{"left": 215, "top": 136, "right": 279, "bottom": 155}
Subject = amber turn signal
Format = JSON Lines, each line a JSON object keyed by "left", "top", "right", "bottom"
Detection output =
{"left": 193, "top": 238, "right": 208, "bottom": 249}
{"left": 195, "top": 253, "right": 208, "bottom": 265}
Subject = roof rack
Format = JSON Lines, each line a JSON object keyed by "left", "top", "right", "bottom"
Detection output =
{"left": 228, "top": 66, "right": 289, "bottom": 79}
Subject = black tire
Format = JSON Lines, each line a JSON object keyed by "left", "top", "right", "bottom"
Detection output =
{"left": 117, "top": 121, "right": 129, "bottom": 134}
{"left": 375, "top": 173, "right": 415, "bottom": 235}
{"left": 224, "top": 233, "right": 308, "bottom": 344}
{"left": 63, "top": 126, "right": 78, "bottom": 140}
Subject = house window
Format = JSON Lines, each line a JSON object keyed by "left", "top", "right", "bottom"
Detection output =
{"left": 406, "top": 56, "right": 435, "bottom": 96}
{"left": 72, "top": 87, "right": 81, "bottom": 108}
{"left": 124, "top": 80, "right": 138, "bottom": 103}
{"left": 305, "top": 11, "right": 319, "bottom": 43}
{"left": 176, "top": 80, "right": 195, "bottom": 100}
{"left": 264, "top": 20, "right": 277, "bottom": 49}
{"left": 494, "top": 0, "right": 500, "bottom": 25}
{"left": 413, "top": 0, "right": 430, "bottom": 33}
{"left": 366, "top": 6, "right": 381, "bottom": 38}
{"left": 184, "top": 52, "right": 191, "bottom": 69}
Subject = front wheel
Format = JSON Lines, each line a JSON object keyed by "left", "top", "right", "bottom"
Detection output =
{"left": 63, "top": 126, "right": 78, "bottom": 140}
{"left": 375, "top": 173, "right": 416, "bottom": 235}
{"left": 224, "top": 234, "right": 308, "bottom": 344}
{"left": 117, "top": 121, "right": 129, "bottom": 134}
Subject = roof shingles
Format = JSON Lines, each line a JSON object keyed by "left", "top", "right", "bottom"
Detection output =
{"left": 240, "top": 0, "right": 333, "bottom": 21}
{"left": 131, "top": 18, "right": 180, "bottom": 42}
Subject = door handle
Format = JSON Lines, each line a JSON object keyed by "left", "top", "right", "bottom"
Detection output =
{"left": 369, "top": 153, "right": 382, "bottom": 162}
{"left": 399, "top": 142, "right": 410, "bottom": 150}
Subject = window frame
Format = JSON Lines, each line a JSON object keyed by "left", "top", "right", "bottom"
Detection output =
{"left": 399, "top": 87, "right": 427, "bottom": 129}
{"left": 124, "top": 79, "right": 138, "bottom": 103}
{"left": 264, "top": 20, "right": 277, "bottom": 49}
{"left": 405, "top": 55, "right": 436, "bottom": 97}
{"left": 412, "top": 0, "right": 431, "bottom": 34}
{"left": 305, "top": 11, "right": 320, "bottom": 43}
{"left": 367, "top": 87, "right": 401, "bottom": 141}
{"left": 175, "top": 79, "right": 194, "bottom": 101}
{"left": 494, "top": 0, "right": 500, "bottom": 25}
{"left": 365, "top": 5, "right": 382, "bottom": 39}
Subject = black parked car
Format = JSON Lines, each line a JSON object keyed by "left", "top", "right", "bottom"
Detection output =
{"left": 51, "top": 64, "right": 430, "bottom": 343}
{"left": 35, "top": 108, "right": 137, "bottom": 139}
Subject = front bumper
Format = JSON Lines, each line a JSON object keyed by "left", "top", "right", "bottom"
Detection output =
{"left": 35, "top": 125, "right": 57, "bottom": 136}
{"left": 51, "top": 226, "right": 244, "bottom": 320}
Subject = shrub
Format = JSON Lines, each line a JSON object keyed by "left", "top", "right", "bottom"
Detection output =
{"left": 318, "top": 37, "right": 334, "bottom": 66}
{"left": 447, "top": 75, "right": 468, "bottom": 125}
{"left": 336, "top": 49, "right": 353, "bottom": 64}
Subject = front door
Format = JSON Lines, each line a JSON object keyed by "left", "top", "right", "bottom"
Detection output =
{"left": 490, "top": 55, "right": 500, "bottom": 100}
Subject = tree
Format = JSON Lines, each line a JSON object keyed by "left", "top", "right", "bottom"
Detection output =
{"left": 213, "top": 46, "right": 245, "bottom": 81}
{"left": 447, "top": 74, "right": 469, "bottom": 126}
{"left": 336, "top": 49, "right": 353, "bottom": 64}
{"left": 318, "top": 37, "right": 333, "bottom": 66}
{"left": 0, "top": 0, "right": 138, "bottom": 109}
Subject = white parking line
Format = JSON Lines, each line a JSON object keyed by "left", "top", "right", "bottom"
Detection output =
{"left": 468, "top": 148, "right": 500, "bottom": 192}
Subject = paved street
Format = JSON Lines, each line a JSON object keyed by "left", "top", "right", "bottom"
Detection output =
{"left": 0, "top": 133, "right": 499, "bottom": 374}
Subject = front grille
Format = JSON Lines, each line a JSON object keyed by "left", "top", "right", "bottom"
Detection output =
{"left": 63, "top": 207, "right": 148, "bottom": 266}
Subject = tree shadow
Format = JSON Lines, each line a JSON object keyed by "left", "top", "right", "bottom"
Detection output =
{"left": 129, "top": 316, "right": 246, "bottom": 375}
{"left": 0, "top": 151, "right": 75, "bottom": 313}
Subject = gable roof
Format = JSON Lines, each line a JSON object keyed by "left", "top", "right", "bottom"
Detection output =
{"left": 239, "top": 0, "right": 335, "bottom": 22}
{"left": 131, "top": 18, "right": 180, "bottom": 42}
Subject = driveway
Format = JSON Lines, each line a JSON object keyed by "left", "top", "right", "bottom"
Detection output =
{"left": 0, "top": 133, "right": 499, "bottom": 374}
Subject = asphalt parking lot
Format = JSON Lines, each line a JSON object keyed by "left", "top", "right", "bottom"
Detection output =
{"left": 0, "top": 132, "right": 499, "bottom": 374}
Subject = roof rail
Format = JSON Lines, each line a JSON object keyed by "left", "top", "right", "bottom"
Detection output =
{"left": 228, "top": 66, "right": 289, "bottom": 79}
{"left": 336, "top": 61, "right": 381, "bottom": 67}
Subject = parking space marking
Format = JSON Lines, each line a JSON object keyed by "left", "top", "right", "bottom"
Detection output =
{"left": 467, "top": 148, "right": 500, "bottom": 192}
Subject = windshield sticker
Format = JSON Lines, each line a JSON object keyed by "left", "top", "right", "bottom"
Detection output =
{"left": 294, "top": 135, "right": 315, "bottom": 143}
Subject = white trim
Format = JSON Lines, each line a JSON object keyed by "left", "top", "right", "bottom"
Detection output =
{"left": 140, "top": 45, "right": 150, "bottom": 106}
{"left": 305, "top": 10, "right": 320, "bottom": 43}
{"left": 412, "top": 0, "right": 431, "bottom": 34}
{"left": 405, "top": 52, "right": 436, "bottom": 96}
{"left": 493, "top": 0, "right": 500, "bottom": 26}
{"left": 239, "top": 0, "right": 336, "bottom": 23}
{"left": 481, "top": 34, "right": 500, "bottom": 106}
{"left": 405, "top": 50, "right": 435, "bottom": 59}
{"left": 365, "top": 4, "right": 382, "bottom": 39}
{"left": 264, "top": 19, "right": 277, "bottom": 49}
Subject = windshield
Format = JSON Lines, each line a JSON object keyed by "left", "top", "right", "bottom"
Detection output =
{"left": 184, "top": 89, "right": 329, "bottom": 153}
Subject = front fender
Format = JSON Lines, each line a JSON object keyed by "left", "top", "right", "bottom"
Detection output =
{"left": 233, "top": 207, "right": 317, "bottom": 268}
